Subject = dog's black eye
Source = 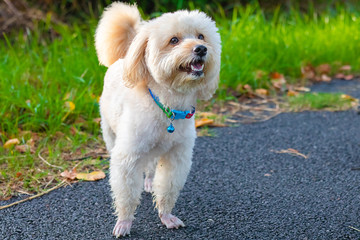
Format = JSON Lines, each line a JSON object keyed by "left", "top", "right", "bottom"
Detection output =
{"left": 170, "top": 37, "right": 179, "bottom": 45}
{"left": 198, "top": 34, "right": 204, "bottom": 40}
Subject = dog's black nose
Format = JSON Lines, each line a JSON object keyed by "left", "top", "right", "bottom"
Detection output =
{"left": 193, "top": 45, "right": 207, "bottom": 57}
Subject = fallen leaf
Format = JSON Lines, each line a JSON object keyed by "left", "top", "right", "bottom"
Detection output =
{"left": 27, "top": 138, "right": 35, "bottom": 147}
{"left": 287, "top": 90, "right": 299, "bottom": 97}
{"left": 301, "top": 65, "right": 316, "bottom": 80}
{"left": 270, "top": 72, "right": 286, "bottom": 90}
{"left": 341, "top": 94, "right": 357, "bottom": 101}
{"left": 335, "top": 73, "right": 345, "bottom": 79}
{"left": 93, "top": 118, "right": 101, "bottom": 124}
{"left": 195, "top": 118, "right": 214, "bottom": 128}
{"left": 316, "top": 64, "right": 331, "bottom": 74}
{"left": 344, "top": 75, "right": 354, "bottom": 80}
{"left": 254, "top": 70, "right": 266, "bottom": 80}
{"left": 255, "top": 88, "right": 269, "bottom": 96}
{"left": 76, "top": 171, "right": 106, "bottom": 181}
{"left": 293, "top": 86, "right": 311, "bottom": 92}
{"left": 243, "top": 84, "right": 253, "bottom": 93}
{"left": 15, "top": 144, "right": 35, "bottom": 154}
{"left": 320, "top": 74, "right": 331, "bottom": 82}
{"left": 4, "top": 138, "right": 20, "bottom": 148}
{"left": 60, "top": 169, "right": 77, "bottom": 180}
{"left": 271, "top": 148, "right": 308, "bottom": 159}
{"left": 65, "top": 101, "right": 75, "bottom": 111}
{"left": 339, "top": 65, "right": 351, "bottom": 71}
{"left": 270, "top": 72, "right": 283, "bottom": 79}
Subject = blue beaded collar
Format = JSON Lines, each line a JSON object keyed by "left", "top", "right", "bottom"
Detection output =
{"left": 148, "top": 88, "right": 195, "bottom": 133}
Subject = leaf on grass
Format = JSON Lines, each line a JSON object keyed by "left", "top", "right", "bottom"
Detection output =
{"left": 301, "top": 64, "right": 317, "bottom": 80}
{"left": 287, "top": 90, "right": 299, "bottom": 97}
{"left": 316, "top": 64, "right": 331, "bottom": 74}
{"left": 3, "top": 138, "right": 20, "bottom": 148}
{"left": 76, "top": 171, "right": 106, "bottom": 181}
{"left": 339, "top": 65, "right": 351, "bottom": 71}
{"left": 341, "top": 94, "right": 357, "bottom": 101}
{"left": 15, "top": 144, "right": 35, "bottom": 154}
{"left": 65, "top": 101, "right": 75, "bottom": 111}
{"left": 93, "top": 118, "right": 101, "bottom": 124}
{"left": 243, "top": 84, "right": 253, "bottom": 93}
{"left": 195, "top": 118, "right": 214, "bottom": 128}
{"left": 270, "top": 72, "right": 283, "bottom": 79}
{"left": 270, "top": 72, "right": 286, "bottom": 90}
{"left": 271, "top": 148, "right": 308, "bottom": 159}
{"left": 60, "top": 169, "right": 77, "bottom": 180}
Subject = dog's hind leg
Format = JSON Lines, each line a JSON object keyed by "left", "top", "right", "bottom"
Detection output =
{"left": 109, "top": 153, "right": 143, "bottom": 237}
{"left": 152, "top": 144, "right": 193, "bottom": 229}
{"left": 144, "top": 158, "right": 157, "bottom": 193}
{"left": 100, "top": 118, "right": 116, "bottom": 153}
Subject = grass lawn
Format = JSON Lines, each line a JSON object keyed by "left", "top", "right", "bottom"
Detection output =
{"left": 1, "top": 4, "right": 360, "bottom": 198}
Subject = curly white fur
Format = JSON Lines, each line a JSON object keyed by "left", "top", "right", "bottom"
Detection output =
{"left": 95, "top": 2, "right": 221, "bottom": 237}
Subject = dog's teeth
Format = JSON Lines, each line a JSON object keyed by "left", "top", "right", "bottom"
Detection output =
{"left": 191, "top": 63, "right": 204, "bottom": 72}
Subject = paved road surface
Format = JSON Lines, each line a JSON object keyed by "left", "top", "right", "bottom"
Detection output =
{"left": 1, "top": 80, "right": 360, "bottom": 239}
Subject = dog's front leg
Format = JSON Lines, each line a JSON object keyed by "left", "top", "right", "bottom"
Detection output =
{"left": 153, "top": 144, "right": 193, "bottom": 229}
{"left": 109, "top": 153, "right": 143, "bottom": 237}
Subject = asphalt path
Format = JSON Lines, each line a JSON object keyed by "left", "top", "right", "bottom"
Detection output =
{"left": 1, "top": 79, "right": 360, "bottom": 239}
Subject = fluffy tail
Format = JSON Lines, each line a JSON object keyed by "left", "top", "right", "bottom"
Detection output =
{"left": 95, "top": 2, "right": 141, "bottom": 67}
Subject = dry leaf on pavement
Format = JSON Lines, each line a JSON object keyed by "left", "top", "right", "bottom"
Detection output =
{"left": 76, "top": 171, "right": 106, "bottom": 181}
{"left": 271, "top": 148, "right": 308, "bottom": 159}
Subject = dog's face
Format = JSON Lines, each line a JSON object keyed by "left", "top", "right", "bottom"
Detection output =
{"left": 123, "top": 10, "right": 221, "bottom": 100}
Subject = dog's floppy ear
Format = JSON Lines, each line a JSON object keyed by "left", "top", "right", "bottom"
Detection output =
{"left": 198, "top": 74, "right": 220, "bottom": 100}
{"left": 123, "top": 30, "right": 149, "bottom": 88}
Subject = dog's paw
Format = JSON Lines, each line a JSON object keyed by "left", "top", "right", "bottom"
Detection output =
{"left": 144, "top": 176, "right": 153, "bottom": 193}
{"left": 113, "top": 219, "right": 132, "bottom": 238}
{"left": 160, "top": 213, "right": 185, "bottom": 229}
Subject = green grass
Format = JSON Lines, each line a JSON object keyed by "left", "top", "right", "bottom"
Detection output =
{"left": 286, "top": 93, "right": 356, "bottom": 111}
{"left": 1, "top": 4, "right": 360, "bottom": 198}
{"left": 218, "top": 4, "right": 360, "bottom": 92}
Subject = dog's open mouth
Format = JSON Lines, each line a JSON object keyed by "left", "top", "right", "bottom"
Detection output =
{"left": 180, "top": 59, "right": 204, "bottom": 77}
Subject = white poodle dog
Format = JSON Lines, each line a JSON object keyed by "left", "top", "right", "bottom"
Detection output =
{"left": 95, "top": 2, "right": 221, "bottom": 237}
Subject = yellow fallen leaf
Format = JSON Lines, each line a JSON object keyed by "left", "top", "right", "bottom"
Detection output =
{"left": 195, "top": 118, "right": 214, "bottom": 128}
{"left": 76, "top": 171, "right": 106, "bottom": 181}
{"left": 4, "top": 138, "right": 20, "bottom": 149}
{"left": 341, "top": 94, "right": 356, "bottom": 101}
{"left": 65, "top": 101, "right": 75, "bottom": 111}
{"left": 287, "top": 90, "right": 299, "bottom": 97}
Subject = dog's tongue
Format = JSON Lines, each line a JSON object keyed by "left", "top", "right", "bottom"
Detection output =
{"left": 192, "top": 62, "right": 203, "bottom": 70}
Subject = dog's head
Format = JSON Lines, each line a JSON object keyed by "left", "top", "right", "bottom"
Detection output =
{"left": 123, "top": 10, "right": 221, "bottom": 100}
